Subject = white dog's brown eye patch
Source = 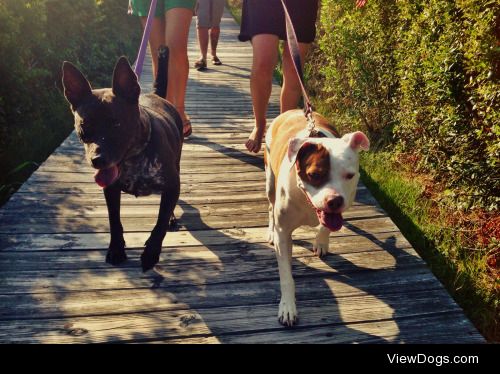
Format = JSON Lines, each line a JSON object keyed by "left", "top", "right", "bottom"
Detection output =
{"left": 296, "top": 143, "right": 330, "bottom": 187}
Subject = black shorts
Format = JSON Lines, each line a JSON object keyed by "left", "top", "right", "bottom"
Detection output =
{"left": 238, "top": 0, "right": 319, "bottom": 44}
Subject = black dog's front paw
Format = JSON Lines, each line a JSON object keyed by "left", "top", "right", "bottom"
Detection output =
{"left": 106, "top": 240, "right": 127, "bottom": 265}
{"left": 106, "top": 248, "right": 128, "bottom": 265}
{"left": 140, "top": 251, "right": 160, "bottom": 272}
{"left": 141, "top": 237, "right": 161, "bottom": 272}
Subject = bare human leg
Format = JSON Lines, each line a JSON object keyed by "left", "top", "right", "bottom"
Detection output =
{"left": 164, "top": 7, "right": 193, "bottom": 136}
{"left": 196, "top": 26, "right": 209, "bottom": 68}
{"left": 246, "top": 34, "right": 279, "bottom": 153}
{"left": 210, "top": 26, "right": 221, "bottom": 63}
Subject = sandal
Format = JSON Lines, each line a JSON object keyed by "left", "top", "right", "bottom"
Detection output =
{"left": 194, "top": 58, "right": 207, "bottom": 71}
{"left": 183, "top": 119, "right": 192, "bottom": 138}
{"left": 212, "top": 56, "right": 222, "bottom": 66}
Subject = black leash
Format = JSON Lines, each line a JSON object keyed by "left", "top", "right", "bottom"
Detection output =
{"left": 280, "top": 0, "right": 318, "bottom": 136}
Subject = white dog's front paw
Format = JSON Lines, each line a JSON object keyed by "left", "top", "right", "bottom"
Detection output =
{"left": 278, "top": 298, "right": 298, "bottom": 327}
{"left": 313, "top": 240, "right": 329, "bottom": 257}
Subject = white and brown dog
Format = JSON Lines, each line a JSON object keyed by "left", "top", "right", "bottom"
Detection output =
{"left": 264, "top": 109, "right": 370, "bottom": 326}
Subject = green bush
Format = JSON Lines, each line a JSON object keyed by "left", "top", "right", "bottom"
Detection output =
{"left": 314, "top": 0, "right": 399, "bottom": 138}
{"left": 394, "top": 0, "right": 499, "bottom": 211}
{"left": 226, "top": 0, "right": 242, "bottom": 23}
{"left": 0, "top": 0, "right": 141, "bottom": 205}
{"left": 311, "top": 0, "right": 499, "bottom": 211}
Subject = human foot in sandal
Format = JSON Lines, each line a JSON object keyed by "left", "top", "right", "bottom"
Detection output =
{"left": 212, "top": 56, "right": 222, "bottom": 66}
{"left": 194, "top": 58, "right": 207, "bottom": 71}
{"left": 183, "top": 119, "right": 192, "bottom": 138}
{"left": 176, "top": 106, "right": 192, "bottom": 138}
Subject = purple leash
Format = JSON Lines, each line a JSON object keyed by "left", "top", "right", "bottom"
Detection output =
{"left": 133, "top": 0, "right": 158, "bottom": 79}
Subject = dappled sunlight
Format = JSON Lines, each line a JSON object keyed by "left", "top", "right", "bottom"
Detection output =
{"left": 33, "top": 308, "right": 215, "bottom": 344}
{"left": 154, "top": 260, "right": 224, "bottom": 287}
{"left": 337, "top": 250, "right": 396, "bottom": 270}
{"left": 324, "top": 278, "right": 398, "bottom": 343}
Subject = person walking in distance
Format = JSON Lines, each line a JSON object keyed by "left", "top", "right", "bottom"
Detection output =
{"left": 194, "top": 0, "right": 226, "bottom": 70}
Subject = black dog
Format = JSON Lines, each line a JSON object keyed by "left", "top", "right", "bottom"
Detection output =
{"left": 62, "top": 48, "right": 183, "bottom": 271}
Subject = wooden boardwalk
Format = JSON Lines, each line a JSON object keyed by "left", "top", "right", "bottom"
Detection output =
{"left": 0, "top": 10, "right": 484, "bottom": 343}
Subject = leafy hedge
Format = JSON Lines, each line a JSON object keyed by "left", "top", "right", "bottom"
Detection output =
{"left": 310, "top": 0, "right": 499, "bottom": 211}
{"left": 0, "top": 0, "right": 140, "bottom": 205}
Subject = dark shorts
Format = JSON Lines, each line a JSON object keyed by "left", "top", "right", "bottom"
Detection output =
{"left": 238, "top": 0, "right": 319, "bottom": 44}
{"left": 129, "top": 0, "right": 196, "bottom": 17}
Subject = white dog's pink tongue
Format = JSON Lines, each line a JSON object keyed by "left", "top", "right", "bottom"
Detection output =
{"left": 317, "top": 210, "right": 343, "bottom": 231}
{"left": 94, "top": 166, "right": 119, "bottom": 188}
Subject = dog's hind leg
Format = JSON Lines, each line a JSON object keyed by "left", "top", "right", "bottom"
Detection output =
{"left": 265, "top": 161, "right": 276, "bottom": 245}
{"left": 141, "top": 178, "right": 180, "bottom": 272}
{"left": 104, "top": 183, "right": 127, "bottom": 265}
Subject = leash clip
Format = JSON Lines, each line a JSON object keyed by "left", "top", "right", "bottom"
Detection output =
{"left": 305, "top": 106, "right": 318, "bottom": 137}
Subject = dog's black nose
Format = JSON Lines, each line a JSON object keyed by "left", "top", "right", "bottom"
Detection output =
{"left": 91, "top": 155, "right": 107, "bottom": 169}
{"left": 327, "top": 196, "right": 344, "bottom": 211}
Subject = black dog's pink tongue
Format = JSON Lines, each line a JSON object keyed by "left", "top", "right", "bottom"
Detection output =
{"left": 94, "top": 166, "right": 119, "bottom": 188}
{"left": 317, "top": 210, "right": 343, "bottom": 231}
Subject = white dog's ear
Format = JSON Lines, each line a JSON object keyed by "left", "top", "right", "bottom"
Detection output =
{"left": 287, "top": 137, "right": 310, "bottom": 168}
{"left": 342, "top": 131, "right": 370, "bottom": 152}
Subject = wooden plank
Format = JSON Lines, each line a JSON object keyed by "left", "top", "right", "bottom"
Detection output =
{"left": 0, "top": 231, "right": 412, "bottom": 269}
{"left": 26, "top": 170, "right": 267, "bottom": 184}
{"left": 0, "top": 217, "right": 402, "bottom": 251}
{"left": 0, "top": 188, "right": 376, "bottom": 214}
{"left": 0, "top": 203, "right": 383, "bottom": 222}
{"left": 0, "top": 191, "right": 268, "bottom": 207}
{"left": 0, "top": 247, "right": 424, "bottom": 294}
{"left": 0, "top": 291, "right": 473, "bottom": 344}
{"left": 0, "top": 192, "right": 264, "bottom": 208}
{"left": 37, "top": 160, "right": 264, "bottom": 173}
{"left": 0, "top": 211, "right": 387, "bottom": 235}
{"left": 0, "top": 200, "right": 271, "bottom": 217}
{"left": 0, "top": 267, "right": 435, "bottom": 319}
{"left": 0, "top": 216, "right": 268, "bottom": 234}
{"left": 8, "top": 186, "right": 377, "bottom": 208}
{"left": 5, "top": 184, "right": 374, "bottom": 199}
{"left": 13, "top": 184, "right": 264, "bottom": 196}
{"left": 37, "top": 164, "right": 247, "bottom": 176}
{"left": 152, "top": 313, "right": 483, "bottom": 344}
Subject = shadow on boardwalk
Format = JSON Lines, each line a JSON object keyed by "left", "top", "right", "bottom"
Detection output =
{"left": 0, "top": 186, "right": 448, "bottom": 343}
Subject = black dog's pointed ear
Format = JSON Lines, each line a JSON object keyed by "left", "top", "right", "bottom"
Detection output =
{"left": 112, "top": 56, "right": 140, "bottom": 103}
{"left": 62, "top": 61, "right": 92, "bottom": 110}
